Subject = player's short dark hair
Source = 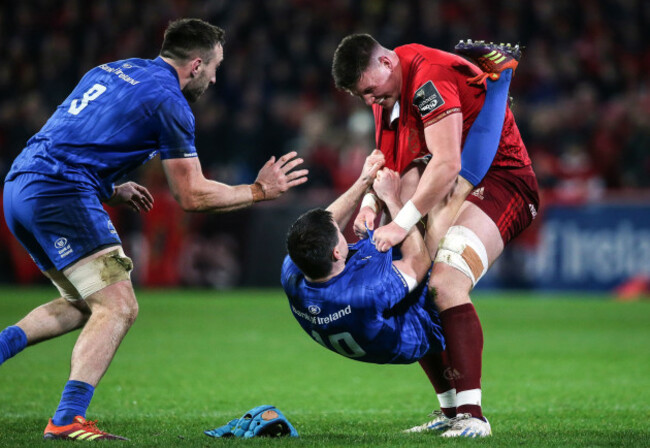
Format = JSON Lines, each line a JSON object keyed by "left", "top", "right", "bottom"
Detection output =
{"left": 160, "top": 18, "right": 225, "bottom": 62}
{"left": 332, "top": 33, "right": 379, "bottom": 91}
{"left": 286, "top": 208, "right": 339, "bottom": 279}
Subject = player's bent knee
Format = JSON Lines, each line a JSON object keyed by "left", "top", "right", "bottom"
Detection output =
{"left": 66, "top": 248, "right": 134, "bottom": 300}
{"left": 428, "top": 264, "right": 471, "bottom": 307}
{"left": 434, "top": 225, "right": 488, "bottom": 288}
{"left": 108, "top": 295, "right": 139, "bottom": 326}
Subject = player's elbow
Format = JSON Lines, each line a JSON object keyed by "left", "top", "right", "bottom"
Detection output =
{"left": 179, "top": 200, "right": 202, "bottom": 213}
{"left": 407, "top": 249, "right": 432, "bottom": 283}
{"left": 174, "top": 191, "right": 204, "bottom": 212}
{"left": 443, "top": 157, "right": 462, "bottom": 178}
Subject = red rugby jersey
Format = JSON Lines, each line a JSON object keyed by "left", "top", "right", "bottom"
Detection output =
{"left": 374, "top": 44, "right": 530, "bottom": 173}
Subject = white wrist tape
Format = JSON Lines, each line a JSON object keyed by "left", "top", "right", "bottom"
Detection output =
{"left": 393, "top": 200, "right": 422, "bottom": 232}
{"left": 360, "top": 193, "right": 379, "bottom": 213}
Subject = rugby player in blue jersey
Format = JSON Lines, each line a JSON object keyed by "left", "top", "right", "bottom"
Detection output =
{"left": 1, "top": 18, "right": 307, "bottom": 441}
{"left": 281, "top": 56, "right": 515, "bottom": 437}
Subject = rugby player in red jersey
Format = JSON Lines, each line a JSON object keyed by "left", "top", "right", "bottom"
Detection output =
{"left": 332, "top": 37, "right": 539, "bottom": 437}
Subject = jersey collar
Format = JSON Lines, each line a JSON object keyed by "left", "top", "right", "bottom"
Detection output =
{"left": 152, "top": 56, "right": 180, "bottom": 84}
{"left": 389, "top": 102, "right": 400, "bottom": 128}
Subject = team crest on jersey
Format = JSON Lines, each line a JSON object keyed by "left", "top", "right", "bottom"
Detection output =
{"left": 413, "top": 81, "right": 445, "bottom": 117}
{"left": 54, "top": 238, "right": 68, "bottom": 249}
{"left": 54, "top": 237, "right": 74, "bottom": 258}
{"left": 308, "top": 305, "right": 321, "bottom": 315}
{"left": 107, "top": 220, "right": 117, "bottom": 235}
{"left": 471, "top": 187, "right": 485, "bottom": 200}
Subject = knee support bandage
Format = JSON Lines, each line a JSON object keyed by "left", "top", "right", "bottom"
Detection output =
{"left": 434, "top": 226, "right": 488, "bottom": 287}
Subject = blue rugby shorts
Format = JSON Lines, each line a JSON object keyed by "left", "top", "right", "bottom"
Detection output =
{"left": 3, "top": 173, "right": 122, "bottom": 271}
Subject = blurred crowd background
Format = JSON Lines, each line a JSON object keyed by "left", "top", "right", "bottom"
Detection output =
{"left": 1, "top": 0, "right": 649, "bottom": 291}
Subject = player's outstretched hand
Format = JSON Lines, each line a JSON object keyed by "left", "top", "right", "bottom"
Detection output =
{"left": 373, "top": 221, "right": 408, "bottom": 252}
{"left": 254, "top": 151, "right": 309, "bottom": 200}
{"left": 106, "top": 181, "right": 154, "bottom": 212}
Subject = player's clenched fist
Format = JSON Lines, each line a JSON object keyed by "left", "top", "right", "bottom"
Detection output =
{"left": 372, "top": 169, "right": 407, "bottom": 251}
{"left": 373, "top": 168, "right": 401, "bottom": 205}
{"left": 359, "top": 149, "right": 385, "bottom": 185}
{"left": 353, "top": 206, "right": 377, "bottom": 239}
{"left": 373, "top": 221, "right": 408, "bottom": 252}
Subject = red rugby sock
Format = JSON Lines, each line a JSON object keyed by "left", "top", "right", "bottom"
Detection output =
{"left": 439, "top": 303, "right": 484, "bottom": 419}
{"left": 418, "top": 350, "right": 456, "bottom": 418}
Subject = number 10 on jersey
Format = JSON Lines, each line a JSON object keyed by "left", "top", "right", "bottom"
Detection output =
{"left": 311, "top": 330, "right": 367, "bottom": 358}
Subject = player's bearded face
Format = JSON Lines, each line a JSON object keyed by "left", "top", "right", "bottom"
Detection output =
{"left": 183, "top": 70, "right": 211, "bottom": 103}
{"left": 183, "top": 45, "right": 223, "bottom": 103}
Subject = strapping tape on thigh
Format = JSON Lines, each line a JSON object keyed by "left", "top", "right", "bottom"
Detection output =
{"left": 66, "top": 248, "right": 133, "bottom": 299}
{"left": 434, "top": 226, "right": 488, "bottom": 287}
{"left": 47, "top": 269, "right": 82, "bottom": 301}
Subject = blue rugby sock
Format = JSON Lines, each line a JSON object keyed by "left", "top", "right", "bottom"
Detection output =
{"left": 52, "top": 380, "right": 95, "bottom": 426}
{"left": 0, "top": 325, "right": 27, "bottom": 365}
{"left": 459, "top": 68, "right": 512, "bottom": 186}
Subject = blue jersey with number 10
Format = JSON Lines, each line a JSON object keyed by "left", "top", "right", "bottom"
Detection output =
{"left": 281, "top": 235, "right": 445, "bottom": 365}
{"left": 5, "top": 57, "right": 197, "bottom": 199}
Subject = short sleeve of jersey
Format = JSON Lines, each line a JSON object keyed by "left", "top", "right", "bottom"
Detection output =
{"left": 156, "top": 98, "right": 197, "bottom": 159}
{"left": 411, "top": 64, "right": 461, "bottom": 127}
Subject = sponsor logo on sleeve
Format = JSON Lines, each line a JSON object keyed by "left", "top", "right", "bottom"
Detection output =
{"left": 413, "top": 81, "right": 445, "bottom": 117}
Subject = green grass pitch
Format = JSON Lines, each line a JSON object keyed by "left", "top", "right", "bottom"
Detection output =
{"left": 0, "top": 287, "right": 648, "bottom": 447}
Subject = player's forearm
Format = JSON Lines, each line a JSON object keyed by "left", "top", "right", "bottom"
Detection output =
{"left": 176, "top": 179, "right": 257, "bottom": 213}
{"left": 411, "top": 112, "right": 463, "bottom": 219}
{"left": 381, "top": 195, "right": 402, "bottom": 220}
{"left": 410, "top": 158, "right": 460, "bottom": 217}
{"left": 400, "top": 226, "right": 431, "bottom": 275}
{"left": 424, "top": 176, "right": 474, "bottom": 259}
{"left": 163, "top": 157, "right": 261, "bottom": 213}
{"left": 326, "top": 179, "right": 369, "bottom": 228}
{"left": 383, "top": 195, "right": 430, "bottom": 272}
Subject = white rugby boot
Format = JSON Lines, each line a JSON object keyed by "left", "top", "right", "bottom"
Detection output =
{"left": 403, "top": 410, "right": 453, "bottom": 433}
{"left": 440, "top": 413, "right": 491, "bottom": 438}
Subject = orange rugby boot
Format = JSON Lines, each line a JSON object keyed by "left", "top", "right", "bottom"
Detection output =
{"left": 43, "top": 416, "right": 128, "bottom": 441}
{"left": 455, "top": 39, "right": 522, "bottom": 85}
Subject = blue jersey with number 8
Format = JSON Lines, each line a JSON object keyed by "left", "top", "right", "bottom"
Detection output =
{"left": 281, "top": 237, "right": 445, "bottom": 364}
{"left": 5, "top": 57, "right": 197, "bottom": 199}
